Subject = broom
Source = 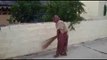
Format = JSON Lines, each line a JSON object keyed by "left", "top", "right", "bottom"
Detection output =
{"left": 42, "top": 36, "right": 57, "bottom": 49}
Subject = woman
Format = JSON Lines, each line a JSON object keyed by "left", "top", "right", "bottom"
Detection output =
{"left": 53, "top": 15, "right": 68, "bottom": 57}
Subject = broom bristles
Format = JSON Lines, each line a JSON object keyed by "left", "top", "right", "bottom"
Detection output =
{"left": 42, "top": 36, "right": 57, "bottom": 49}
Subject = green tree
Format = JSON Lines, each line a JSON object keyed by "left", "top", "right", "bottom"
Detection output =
{"left": 42, "top": 1, "right": 86, "bottom": 30}
{"left": 10, "top": 1, "right": 42, "bottom": 23}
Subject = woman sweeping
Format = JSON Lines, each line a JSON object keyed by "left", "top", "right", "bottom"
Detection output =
{"left": 53, "top": 15, "right": 68, "bottom": 57}
{"left": 42, "top": 15, "right": 68, "bottom": 58}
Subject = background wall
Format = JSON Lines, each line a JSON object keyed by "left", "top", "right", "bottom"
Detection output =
{"left": 81, "top": 1, "right": 107, "bottom": 20}
{"left": 0, "top": 20, "right": 107, "bottom": 58}
{"left": 0, "top": 15, "right": 9, "bottom": 26}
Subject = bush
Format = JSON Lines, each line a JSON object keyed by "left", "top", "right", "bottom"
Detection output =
{"left": 42, "top": 1, "right": 86, "bottom": 30}
{"left": 7, "top": 16, "right": 15, "bottom": 24}
{"left": 10, "top": 1, "right": 42, "bottom": 23}
{"left": 10, "top": 1, "right": 86, "bottom": 30}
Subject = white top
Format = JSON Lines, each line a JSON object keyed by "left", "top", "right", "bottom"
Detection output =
{"left": 56, "top": 20, "right": 68, "bottom": 33}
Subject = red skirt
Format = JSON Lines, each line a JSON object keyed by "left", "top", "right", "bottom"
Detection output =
{"left": 56, "top": 30, "right": 68, "bottom": 55}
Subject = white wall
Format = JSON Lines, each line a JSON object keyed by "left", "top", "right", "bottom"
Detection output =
{"left": 81, "top": 1, "right": 99, "bottom": 19}
{"left": 81, "top": 1, "right": 107, "bottom": 20}
{"left": 0, "top": 20, "right": 107, "bottom": 58}
{"left": 98, "top": 1, "right": 107, "bottom": 17}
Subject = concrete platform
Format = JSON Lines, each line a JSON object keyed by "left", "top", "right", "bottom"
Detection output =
{"left": 0, "top": 20, "right": 107, "bottom": 58}
{"left": 12, "top": 37, "right": 107, "bottom": 59}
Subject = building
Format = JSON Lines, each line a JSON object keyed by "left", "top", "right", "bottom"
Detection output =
{"left": 81, "top": 1, "right": 107, "bottom": 20}
{"left": 0, "top": 1, "right": 16, "bottom": 26}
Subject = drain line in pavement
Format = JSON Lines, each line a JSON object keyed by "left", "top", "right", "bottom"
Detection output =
{"left": 82, "top": 44, "right": 107, "bottom": 55}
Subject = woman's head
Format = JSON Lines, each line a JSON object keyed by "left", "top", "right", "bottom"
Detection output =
{"left": 52, "top": 15, "right": 60, "bottom": 23}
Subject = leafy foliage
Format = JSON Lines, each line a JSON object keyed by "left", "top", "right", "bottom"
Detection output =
{"left": 9, "top": 1, "right": 86, "bottom": 30}
{"left": 10, "top": 1, "right": 42, "bottom": 23}
{"left": 42, "top": 1, "right": 86, "bottom": 30}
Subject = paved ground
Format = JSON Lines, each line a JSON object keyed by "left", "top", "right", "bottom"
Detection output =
{"left": 12, "top": 37, "right": 107, "bottom": 59}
